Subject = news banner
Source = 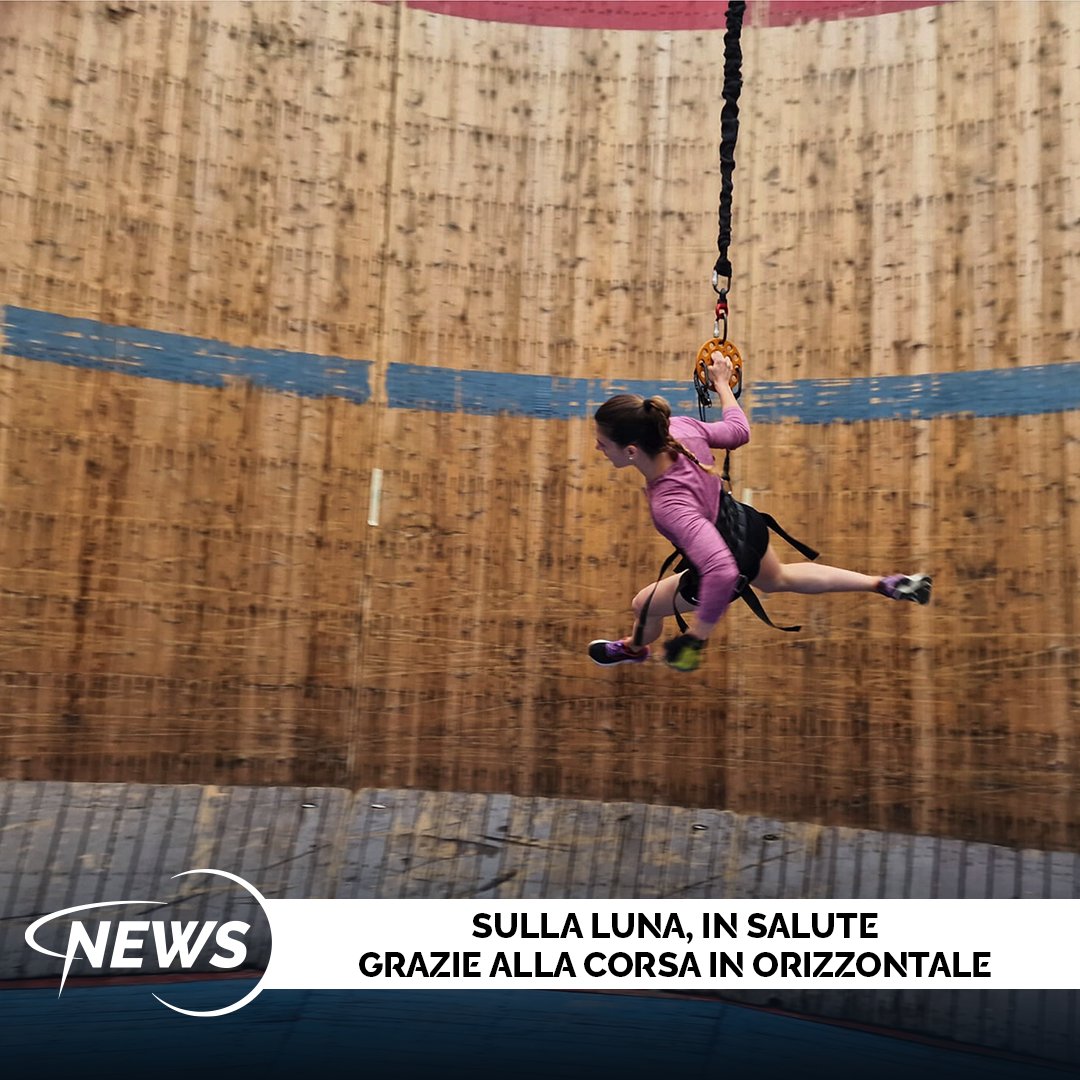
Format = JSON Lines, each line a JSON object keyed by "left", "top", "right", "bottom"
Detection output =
{"left": 27, "top": 869, "right": 1076, "bottom": 1016}
{"left": 261, "top": 898, "right": 1071, "bottom": 991}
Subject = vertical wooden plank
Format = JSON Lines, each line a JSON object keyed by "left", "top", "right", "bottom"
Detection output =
{"left": 631, "top": 803, "right": 675, "bottom": 899}
{"left": 563, "top": 797, "right": 603, "bottom": 900}
{"left": 726, "top": 815, "right": 768, "bottom": 900}
{"left": 535, "top": 795, "right": 583, "bottom": 899}
{"left": 784, "top": 824, "right": 818, "bottom": 901}
{"left": 339, "top": 789, "right": 394, "bottom": 900}
{"left": 418, "top": 789, "right": 475, "bottom": 900}
{"left": 653, "top": 807, "right": 695, "bottom": 900}
{"left": 676, "top": 808, "right": 716, "bottom": 899}
{"left": 380, "top": 787, "right": 428, "bottom": 900}
{"left": 489, "top": 793, "right": 541, "bottom": 901}
{"left": 800, "top": 826, "right": 836, "bottom": 900}
{"left": 692, "top": 810, "right": 737, "bottom": 901}
{"left": 183, "top": 786, "right": 259, "bottom": 930}
{"left": 2, "top": 782, "right": 65, "bottom": 977}
{"left": 517, "top": 797, "right": 559, "bottom": 900}
{"left": 847, "top": 829, "right": 883, "bottom": 899}
{"left": 472, "top": 792, "right": 516, "bottom": 898}
{"left": 609, "top": 804, "right": 647, "bottom": 899}
{"left": 586, "top": 802, "right": 631, "bottom": 900}
{"left": 931, "top": 838, "right": 965, "bottom": 899}
{"left": 748, "top": 817, "right": 793, "bottom": 900}
{"left": 443, "top": 791, "right": 498, "bottom": 900}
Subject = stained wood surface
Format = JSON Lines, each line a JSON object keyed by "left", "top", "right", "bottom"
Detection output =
{"left": 0, "top": 2, "right": 1076, "bottom": 848}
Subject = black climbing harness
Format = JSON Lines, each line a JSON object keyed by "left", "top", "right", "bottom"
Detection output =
{"left": 631, "top": 0, "right": 819, "bottom": 648}
{"left": 634, "top": 493, "right": 821, "bottom": 644}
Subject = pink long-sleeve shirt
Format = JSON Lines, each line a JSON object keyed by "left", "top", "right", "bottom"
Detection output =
{"left": 645, "top": 406, "right": 751, "bottom": 625}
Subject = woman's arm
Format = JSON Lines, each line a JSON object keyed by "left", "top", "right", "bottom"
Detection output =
{"left": 674, "top": 352, "right": 750, "bottom": 451}
{"left": 693, "top": 403, "right": 750, "bottom": 451}
{"left": 709, "top": 353, "right": 741, "bottom": 408}
{"left": 704, "top": 350, "right": 750, "bottom": 448}
{"left": 651, "top": 488, "right": 740, "bottom": 641}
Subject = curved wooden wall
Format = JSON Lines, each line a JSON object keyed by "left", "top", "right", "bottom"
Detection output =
{"left": 0, "top": 1, "right": 1076, "bottom": 848}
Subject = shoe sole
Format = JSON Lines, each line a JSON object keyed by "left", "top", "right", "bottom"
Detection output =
{"left": 895, "top": 575, "right": 932, "bottom": 605}
{"left": 588, "top": 640, "right": 649, "bottom": 666}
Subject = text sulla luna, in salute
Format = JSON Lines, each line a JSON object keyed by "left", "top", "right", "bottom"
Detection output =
{"left": 471, "top": 912, "right": 691, "bottom": 940}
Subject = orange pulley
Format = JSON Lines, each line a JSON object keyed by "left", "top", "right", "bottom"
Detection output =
{"left": 694, "top": 337, "right": 743, "bottom": 399}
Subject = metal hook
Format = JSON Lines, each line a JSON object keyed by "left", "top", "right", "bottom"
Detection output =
{"left": 714, "top": 303, "right": 728, "bottom": 343}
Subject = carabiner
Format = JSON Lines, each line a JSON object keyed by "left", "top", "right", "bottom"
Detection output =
{"left": 714, "top": 297, "right": 728, "bottom": 343}
{"left": 712, "top": 270, "right": 731, "bottom": 342}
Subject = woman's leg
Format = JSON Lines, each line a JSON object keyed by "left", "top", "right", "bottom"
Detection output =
{"left": 627, "top": 573, "right": 698, "bottom": 648}
{"left": 752, "top": 546, "right": 880, "bottom": 595}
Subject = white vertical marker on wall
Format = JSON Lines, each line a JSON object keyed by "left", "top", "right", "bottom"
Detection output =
{"left": 368, "top": 468, "right": 384, "bottom": 527}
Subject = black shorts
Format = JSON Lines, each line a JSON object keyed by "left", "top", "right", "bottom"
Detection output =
{"left": 675, "top": 496, "right": 770, "bottom": 606}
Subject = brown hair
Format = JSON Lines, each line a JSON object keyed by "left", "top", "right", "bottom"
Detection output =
{"left": 594, "top": 394, "right": 707, "bottom": 469}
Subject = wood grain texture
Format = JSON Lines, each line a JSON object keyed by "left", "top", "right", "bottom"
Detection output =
{"left": 0, "top": 2, "right": 1076, "bottom": 848}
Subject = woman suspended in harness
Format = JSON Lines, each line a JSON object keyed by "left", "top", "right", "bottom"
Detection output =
{"left": 589, "top": 350, "right": 932, "bottom": 673}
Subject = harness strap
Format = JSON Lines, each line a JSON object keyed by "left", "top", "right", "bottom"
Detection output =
{"left": 733, "top": 512, "right": 818, "bottom": 630}
{"left": 631, "top": 548, "right": 684, "bottom": 648}
{"left": 739, "top": 583, "right": 800, "bottom": 633}
{"left": 758, "top": 512, "right": 819, "bottom": 563}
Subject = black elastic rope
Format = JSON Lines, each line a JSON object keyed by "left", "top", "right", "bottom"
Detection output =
{"left": 714, "top": 0, "right": 745, "bottom": 284}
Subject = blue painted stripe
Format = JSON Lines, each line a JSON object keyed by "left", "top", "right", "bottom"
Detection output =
{"left": 2, "top": 306, "right": 372, "bottom": 403}
{"left": 386, "top": 360, "right": 1080, "bottom": 422}
{"left": 385, "top": 362, "right": 700, "bottom": 418}
{"left": 5, "top": 306, "right": 1078, "bottom": 421}
{"left": 749, "top": 364, "right": 1080, "bottom": 423}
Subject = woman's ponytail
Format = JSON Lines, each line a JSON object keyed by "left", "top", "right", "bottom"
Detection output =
{"left": 595, "top": 394, "right": 708, "bottom": 471}
{"left": 665, "top": 435, "right": 708, "bottom": 471}
{"left": 595, "top": 394, "right": 670, "bottom": 455}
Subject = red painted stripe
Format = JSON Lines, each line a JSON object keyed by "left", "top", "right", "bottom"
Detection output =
{"left": 0, "top": 968, "right": 264, "bottom": 991}
{"left": 758, "top": 0, "right": 944, "bottom": 25}
{"left": 403, "top": 1, "right": 947, "bottom": 30}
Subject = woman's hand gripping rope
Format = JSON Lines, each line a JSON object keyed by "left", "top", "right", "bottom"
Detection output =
{"left": 707, "top": 350, "right": 734, "bottom": 393}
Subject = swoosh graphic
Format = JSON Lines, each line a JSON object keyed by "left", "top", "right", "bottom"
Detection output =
{"left": 25, "top": 899, "right": 166, "bottom": 996}
{"left": 152, "top": 868, "right": 271, "bottom": 1018}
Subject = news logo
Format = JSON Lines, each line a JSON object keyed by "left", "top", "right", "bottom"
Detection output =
{"left": 24, "top": 868, "right": 270, "bottom": 1017}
